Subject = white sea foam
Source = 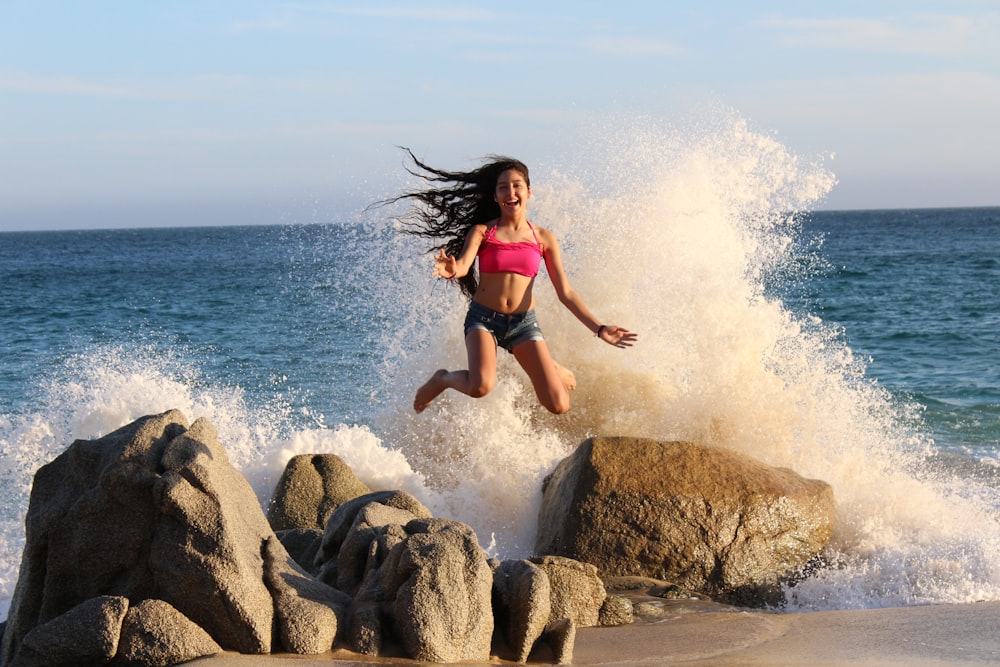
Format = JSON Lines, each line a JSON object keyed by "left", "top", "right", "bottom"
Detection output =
{"left": 2, "top": 109, "right": 998, "bottom": 618}
{"left": 371, "top": 109, "right": 1000, "bottom": 609}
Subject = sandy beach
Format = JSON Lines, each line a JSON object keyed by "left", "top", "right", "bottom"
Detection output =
{"left": 186, "top": 601, "right": 1000, "bottom": 666}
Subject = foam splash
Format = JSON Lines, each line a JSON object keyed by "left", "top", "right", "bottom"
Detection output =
{"left": 370, "top": 109, "right": 1000, "bottom": 608}
{"left": 2, "top": 109, "right": 999, "bottom": 617}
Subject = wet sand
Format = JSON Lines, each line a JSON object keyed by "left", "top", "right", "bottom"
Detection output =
{"left": 188, "top": 601, "right": 1000, "bottom": 666}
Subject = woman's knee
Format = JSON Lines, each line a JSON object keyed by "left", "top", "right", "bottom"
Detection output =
{"left": 468, "top": 375, "right": 496, "bottom": 398}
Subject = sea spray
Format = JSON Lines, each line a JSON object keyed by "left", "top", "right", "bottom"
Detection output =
{"left": 370, "top": 111, "right": 1000, "bottom": 607}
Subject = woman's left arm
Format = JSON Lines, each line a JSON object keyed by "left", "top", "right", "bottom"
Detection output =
{"left": 540, "top": 228, "right": 637, "bottom": 348}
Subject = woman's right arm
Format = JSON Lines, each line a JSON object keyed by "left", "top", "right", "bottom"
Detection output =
{"left": 434, "top": 225, "right": 485, "bottom": 279}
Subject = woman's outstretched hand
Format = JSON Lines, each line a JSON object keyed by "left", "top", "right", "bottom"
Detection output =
{"left": 432, "top": 249, "right": 458, "bottom": 280}
{"left": 598, "top": 325, "right": 638, "bottom": 348}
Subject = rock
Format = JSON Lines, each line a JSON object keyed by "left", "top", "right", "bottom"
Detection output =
{"left": 314, "top": 490, "right": 431, "bottom": 591}
{"left": 316, "top": 491, "right": 431, "bottom": 567}
{"left": 263, "top": 535, "right": 351, "bottom": 654}
{"left": 341, "top": 522, "right": 409, "bottom": 656}
{"left": 536, "top": 437, "right": 835, "bottom": 605}
{"left": 632, "top": 601, "right": 671, "bottom": 620}
{"left": 335, "top": 502, "right": 426, "bottom": 594}
{"left": 388, "top": 519, "right": 494, "bottom": 663}
{"left": 276, "top": 528, "right": 324, "bottom": 573}
{"left": 346, "top": 603, "right": 382, "bottom": 656}
{"left": 0, "top": 410, "right": 359, "bottom": 666}
{"left": 598, "top": 595, "right": 634, "bottom": 626}
{"left": 2, "top": 412, "right": 184, "bottom": 667}
{"left": 542, "top": 618, "right": 575, "bottom": 665}
{"left": 149, "top": 416, "right": 278, "bottom": 652}
{"left": 115, "top": 599, "right": 221, "bottom": 667}
{"left": 492, "top": 559, "right": 551, "bottom": 663}
{"left": 15, "top": 595, "right": 128, "bottom": 667}
{"left": 268, "top": 454, "right": 372, "bottom": 531}
{"left": 315, "top": 496, "right": 494, "bottom": 662}
{"left": 530, "top": 556, "right": 606, "bottom": 627}
{"left": 5, "top": 411, "right": 614, "bottom": 664}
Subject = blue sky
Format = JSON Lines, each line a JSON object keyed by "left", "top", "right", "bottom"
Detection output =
{"left": 2, "top": 1, "right": 999, "bottom": 231}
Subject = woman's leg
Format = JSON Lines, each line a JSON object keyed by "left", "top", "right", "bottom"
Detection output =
{"left": 512, "top": 340, "right": 571, "bottom": 414}
{"left": 413, "top": 330, "right": 498, "bottom": 413}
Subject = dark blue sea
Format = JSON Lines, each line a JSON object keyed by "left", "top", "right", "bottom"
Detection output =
{"left": 1, "top": 124, "right": 999, "bottom": 615}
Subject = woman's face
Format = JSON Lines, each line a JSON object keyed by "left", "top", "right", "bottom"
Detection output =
{"left": 494, "top": 169, "right": 531, "bottom": 217}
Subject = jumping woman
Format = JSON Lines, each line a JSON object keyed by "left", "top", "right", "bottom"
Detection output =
{"left": 393, "top": 150, "right": 637, "bottom": 414}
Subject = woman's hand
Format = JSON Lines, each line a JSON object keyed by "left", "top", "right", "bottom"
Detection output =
{"left": 433, "top": 249, "right": 458, "bottom": 279}
{"left": 597, "top": 325, "right": 637, "bottom": 349}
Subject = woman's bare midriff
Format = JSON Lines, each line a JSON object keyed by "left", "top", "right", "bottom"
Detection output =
{"left": 473, "top": 273, "right": 535, "bottom": 313}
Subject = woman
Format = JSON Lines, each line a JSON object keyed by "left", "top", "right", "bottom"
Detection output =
{"left": 394, "top": 150, "right": 637, "bottom": 414}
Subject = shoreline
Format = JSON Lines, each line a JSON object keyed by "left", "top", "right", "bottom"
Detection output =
{"left": 187, "top": 600, "right": 1000, "bottom": 666}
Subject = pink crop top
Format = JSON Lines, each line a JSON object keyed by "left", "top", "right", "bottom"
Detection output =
{"left": 478, "top": 222, "right": 543, "bottom": 278}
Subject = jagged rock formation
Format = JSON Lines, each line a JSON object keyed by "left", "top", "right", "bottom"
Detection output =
{"left": 2, "top": 416, "right": 836, "bottom": 665}
{"left": 1, "top": 410, "right": 350, "bottom": 666}
{"left": 0, "top": 412, "right": 633, "bottom": 665}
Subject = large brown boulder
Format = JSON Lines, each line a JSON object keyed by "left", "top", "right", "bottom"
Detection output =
{"left": 535, "top": 437, "right": 834, "bottom": 604}
{"left": 0, "top": 410, "right": 350, "bottom": 666}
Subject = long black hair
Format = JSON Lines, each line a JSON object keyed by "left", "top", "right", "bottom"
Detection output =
{"left": 388, "top": 147, "right": 530, "bottom": 299}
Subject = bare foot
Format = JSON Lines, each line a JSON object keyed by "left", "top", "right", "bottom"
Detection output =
{"left": 414, "top": 369, "right": 448, "bottom": 413}
{"left": 553, "top": 361, "right": 576, "bottom": 392}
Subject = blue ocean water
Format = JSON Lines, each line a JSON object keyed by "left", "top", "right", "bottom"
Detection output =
{"left": 1, "top": 118, "right": 998, "bottom": 614}
{"left": 0, "top": 224, "right": 391, "bottom": 430}
{"left": 792, "top": 207, "right": 1000, "bottom": 458}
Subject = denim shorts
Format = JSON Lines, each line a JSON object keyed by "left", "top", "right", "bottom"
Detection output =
{"left": 464, "top": 301, "right": 545, "bottom": 353}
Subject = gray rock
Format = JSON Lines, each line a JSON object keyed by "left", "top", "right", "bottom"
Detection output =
{"left": 598, "top": 595, "right": 634, "bottom": 626}
{"left": 389, "top": 519, "right": 494, "bottom": 663}
{"left": 346, "top": 522, "right": 409, "bottom": 608}
{"left": 114, "top": 598, "right": 221, "bottom": 667}
{"left": 2, "top": 412, "right": 185, "bottom": 667}
{"left": 15, "top": 595, "right": 128, "bottom": 667}
{"left": 0, "top": 410, "right": 363, "bottom": 666}
{"left": 263, "top": 535, "right": 351, "bottom": 654}
{"left": 276, "top": 528, "right": 324, "bottom": 573}
{"left": 335, "top": 503, "right": 425, "bottom": 594}
{"left": 530, "top": 556, "right": 606, "bottom": 627}
{"left": 268, "top": 454, "right": 371, "bottom": 531}
{"left": 149, "top": 416, "right": 277, "bottom": 652}
{"left": 346, "top": 603, "right": 382, "bottom": 656}
{"left": 536, "top": 437, "right": 835, "bottom": 604}
{"left": 493, "top": 559, "right": 551, "bottom": 663}
{"left": 542, "top": 618, "right": 575, "bottom": 665}
{"left": 316, "top": 490, "right": 432, "bottom": 570}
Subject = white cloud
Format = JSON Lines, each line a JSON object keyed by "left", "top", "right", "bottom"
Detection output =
{"left": 327, "top": 6, "right": 497, "bottom": 22}
{"left": 759, "top": 14, "right": 986, "bottom": 53}
{"left": 229, "top": 4, "right": 497, "bottom": 32}
{"left": 585, "top": 36, "right": 682, "bottom": 56}
{"left": 0, "top": 68, "right": 159, "bottom": 99}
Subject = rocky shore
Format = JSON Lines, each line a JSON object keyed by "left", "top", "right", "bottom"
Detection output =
{"left": 6, "top": 408, "right": 953, "bottom": 667}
